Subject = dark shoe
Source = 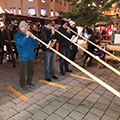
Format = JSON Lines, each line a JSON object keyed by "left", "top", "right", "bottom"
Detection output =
{"left": 60, "top": 71, "right": 65, "bottom": 75}
{"left": 21, "top": 86, "right": 28, "bottom": 91}
{"left": 27, "top": 83, "right": 36, "bottom": 87}
{"left": 45, "top": 78, "right": 52, "bottom": 82}
{"left": 65, "top": 69, "right": 73, "bottom": 72}
{"left": 51, "top": 75, "right": 58, "bottom": 79}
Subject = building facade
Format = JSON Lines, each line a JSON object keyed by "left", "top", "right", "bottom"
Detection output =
{"left": 0, "top": 0, "right": 70, "bottom": 17}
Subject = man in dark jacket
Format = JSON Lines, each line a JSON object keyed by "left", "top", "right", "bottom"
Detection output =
{"left": 69, "top": 20, "right": 78, "bottom": 62}
{"left": 42, "top": 19, "right": 58, "bottom": 82}
{"left": 58, "top": 20, "right": 72, "bottom": 75}
{"left": 14, "top": 21, "right": 38, "bottom": 90}
{"left": 83, "top": 36, "right": 100, "bottom": 68}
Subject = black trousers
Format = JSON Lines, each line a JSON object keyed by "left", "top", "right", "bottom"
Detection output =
{"left": 20, "top": 60, "right": 34, "bottom": 87}
{"left": 69, "top": 44, "right": 78, "bottom": 62}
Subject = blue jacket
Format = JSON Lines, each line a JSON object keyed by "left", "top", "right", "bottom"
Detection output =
{"left": 14, "top": 30, "right": 38, "bottom": 61}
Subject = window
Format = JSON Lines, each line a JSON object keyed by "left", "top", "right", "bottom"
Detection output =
{"left": 28, "top": 7, "right": 35, "bottom": 15}
{"left": 41, "top": 0, "right": 45, "bottom": 3}
{"left": 18, "top": 8, "right": 21, "bottom": 15}
{"left": 55, "top": 10, "right": 59, "bottom": 16}
{"left": 28, "top": 0, "right": 33, "bottom": 2}
{"left": 10, "top": 7, "right": 12, "bottom": 13}
{"left": 55, "top": 0, "right": 59, "bottom": 3}
{"left": 13, "top": 7, "right": 16, "bottom": 14}
{"left": 64, "top": 2, "right": 66, "bottom": 6}
{"left": 60, "top": 0, "right": 62, "bottom": 5}
{"left": 41, "top": 8, "right": 46, "bottom": 16}
{"left": 51, "top": 9, "right": 53, "bottom": 16}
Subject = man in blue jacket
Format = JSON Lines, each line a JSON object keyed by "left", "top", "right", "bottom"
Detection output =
{"left": 14, "top": 21, "right": 38, "bottom": 90}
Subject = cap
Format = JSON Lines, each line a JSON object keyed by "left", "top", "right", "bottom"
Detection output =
{"left": 44, "top": 19, "right": 52, "bottom": 25}
{"left": 19, "top": 21, "right": 28, "bottom": 28}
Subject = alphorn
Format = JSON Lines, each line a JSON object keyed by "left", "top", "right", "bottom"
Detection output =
{"left": 55, "top": 29, "right": 120, "bottom": 76}
{"left": 68, "top": 27, "right": 120, "bottom": 62}
{"left": 32, "top": 35, "right": 120, "bottom": 98}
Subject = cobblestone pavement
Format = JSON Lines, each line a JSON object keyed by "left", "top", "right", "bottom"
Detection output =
{"left": 0, "top": 41, "right": 120, "bottom": 120}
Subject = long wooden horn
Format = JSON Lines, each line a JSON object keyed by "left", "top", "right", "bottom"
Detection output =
{"left": 68, "top": 27, "right": 120, "bottom": 62}
{"left": 32, "top": 35, "right": 120, "bottom": 98}
{"left": 55, "top": 29, "right": 120, "bottom": 76}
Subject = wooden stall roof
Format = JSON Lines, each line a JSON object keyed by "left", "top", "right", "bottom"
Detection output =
{"left": 0, "top": 13, "right": 47, "bottom": 25}
{"left": 0, "top": 13, "right": 61, "bottom": 25}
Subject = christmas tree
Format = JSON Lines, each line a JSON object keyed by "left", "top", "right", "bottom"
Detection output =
{"left": 60, "top": 0, "right": 119, "bottom": 26}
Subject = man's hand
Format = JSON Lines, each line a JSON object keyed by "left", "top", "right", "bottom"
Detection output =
{"left": 26, "top": 31, "right": 33, "bottom": 38}
{"left": 67, "top": 29, "right": 71, "bottom": 34}
{"left": 51, "top": 26, "right": 55, "bottom": 35}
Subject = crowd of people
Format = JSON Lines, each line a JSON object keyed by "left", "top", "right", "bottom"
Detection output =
{"left": 12, "top": 19, "right": 80, "bottom": 90}
{"left": 0, "top": 19, "right": 108, "bottom": 90}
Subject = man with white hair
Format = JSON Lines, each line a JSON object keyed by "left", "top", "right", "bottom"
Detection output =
{"left": 69, "top": 20, "right": 78, "bottom": 62}
{"left": 14, "top": 21, "right": 38, "bottom": 90}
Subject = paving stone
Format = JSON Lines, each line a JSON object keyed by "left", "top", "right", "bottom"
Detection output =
{"left": 32, "top": 88, "right": 43, "bottom": 94}
{"left": 0, "top": 108, "right": 18, "bottom": 120}
{"left": 26, "top": 118, "right": 33, "bottom": 120}
{"left": 81, "top": 100, "right": 94, "bottom": 109}
{"left": 55, "top": 107, "right": 70, "bottom": 118}
{"left": 101, "top": 115, "right": 117, "bottom": 120}
{"left": 12, "top": 110, "right": 32, "bottom": 120}
{"left": 61, "top": 103, "right": 76, "bottom": 112}
{"left": 46, "top": 113, "right": 63, "bottom": 120}
{"left": 108, "top": 102, "right": 120, "bottom": 112}
{"left": 50, "top": 100, "right": 64, "bottom": 108}
{"left": 0, "top": 101, "right": 15, "bottom": 111}
{"left": 55, "top": 96, "right": 69, "bottom": 103}
{"left": 63, "top": 116, "right": 75, "bottom": 120}
{"left": 85, "top": 95, "right": 99, "bottom": 104}
{"left": 36, "top": 99, "right": 51, "bottom": 108}
{"left": 112, "top": 96, "right": 120, "bottom": 105}
{"left": 105, "top": 109, "right": 119, "bottom": 119}
{"left": 31, "top": 111, "right": 48, "bottom": 120}
{"left": 0, "top": 95, "right": 13, "bottom": 104}
{"left": 68, "top": 98, "right": 82, "bottom": 106}
{"left": 7, "top": 118, "right": 15, "bottom": 120}
{"left": 84, "top": 113, "right": 100, "bottom": 120}
{"left": 33, "top": 93, "right": 45, "bottom": 100}
{"left": 24, "top": 92, "right": 34, "bottom": 98}
{"left": 69, "top": 110, "right": 84, "bottom": 120}
{"left": 44, "top": 94, "right": 58, "bottom": 102}
{"left": 52, "top": 91, "right": 64, "bottom": 96}
{"left": 11, "top": 97, "right": 23, "bottom": 104}
{"left": 62, "top": 92, "right": 75, "bottom": 99}
{"left": 26, "top": 104, "right": 42, "bottom": 114}
{"left": 75, "top": 105, "right": 89, "bottom": 115}
{"left": 27, "top": 97, "right": 38, "bottom": 105}
{"left": 90, "top": 107, "right": 104, "bottom": 117}
{"left": 98, "top": 96, "right": 111, "bottom": 105}
{"left": 87, "top": 83, "right": 99, "bottom": 90}
{"left": 12, "top": 102, "right": 30, "bottom": 112}
{"left": 42, "top": 104, "right": 58, "bottom": 115}
{"left": 94, "top": 102, "right": 108, "bottom": 111}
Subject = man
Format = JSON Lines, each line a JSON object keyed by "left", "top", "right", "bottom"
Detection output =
{"left": 83, "top": 36, "right": 100, "bottom": 68}
{"left": 69, "top": 20, "right": 78, "bottom": 62}
{"left": 42, "top": 19, "right": 58, "bottom": 82}
{"left": 14, "top": 21, "right": 38, "bottom": 90}
{"left": 58, "top": 20, "right": 72, "bottom": 75}
{"left": 101, "top": 27, "right": 107, "bottom": 40}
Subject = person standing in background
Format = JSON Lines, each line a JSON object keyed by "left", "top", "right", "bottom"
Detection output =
{"left": 58, "top": 20, "right": 72, "bottom": 75}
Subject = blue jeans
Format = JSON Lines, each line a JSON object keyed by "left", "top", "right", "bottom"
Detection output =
{"left": 44, "top": 51, "right": 55, "bottom": 78}
{"left": 60, "top": 48, "right": 70, "bottom": 72}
